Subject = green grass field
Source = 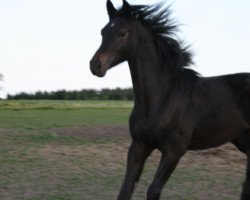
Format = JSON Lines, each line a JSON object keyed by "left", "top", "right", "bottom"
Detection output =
{"left": 0, "top": 100, "right": 245, "bottom": 200}
{"left": 0, "top": 100, "right": 133, "bottom": 110}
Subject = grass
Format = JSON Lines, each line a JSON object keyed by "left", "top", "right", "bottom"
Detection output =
{"left": 0, "top": 100, "right": 132, "bottom": 200}
{"left": 0, "top": 100, "right": 131, "bottom": 129}
{"left": 0, "top": 100, "right": 245, "bottom": 200}
{"left": 0, "top": 100, "right": 133, "bottom": 110}
{"left": 0, "top": 109, "right": 131, "bottom": 129}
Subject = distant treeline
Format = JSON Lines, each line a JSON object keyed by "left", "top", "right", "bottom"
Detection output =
{"left": 7, "top": 88, "right": 134, "bottom": 100}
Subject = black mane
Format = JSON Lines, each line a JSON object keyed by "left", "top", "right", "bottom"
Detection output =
{"left": 117, "top": 3, "right": 199, "bottom": 79}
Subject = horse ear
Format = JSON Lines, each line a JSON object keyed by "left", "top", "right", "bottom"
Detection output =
{"left": 107, "top": 0, "right": 117, "bottom": 20}
{"left": 122, "top": 0, "right": 132, "bottom": 16}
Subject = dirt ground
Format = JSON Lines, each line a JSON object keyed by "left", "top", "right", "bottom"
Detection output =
{"left": 0, "top": 125, "right": 247, "bottom": 199}
{"left": 54, "top": 124, "right": 246, "bottom": 170}
{"left": 51, "top": 125, "right": 247, "bottom": 199}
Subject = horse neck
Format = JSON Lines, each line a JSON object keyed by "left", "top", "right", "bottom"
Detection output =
{"left": 128, "top": 34, "right": 173, "bottom": 115}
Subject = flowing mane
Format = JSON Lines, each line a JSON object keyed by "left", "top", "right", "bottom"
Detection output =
{"left": 116, "top": 3, "right": 199, "bottom": 80}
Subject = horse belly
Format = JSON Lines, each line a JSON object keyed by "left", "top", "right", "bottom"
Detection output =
{"left": 188, "top": 116, "right": 246, "bottom": 150}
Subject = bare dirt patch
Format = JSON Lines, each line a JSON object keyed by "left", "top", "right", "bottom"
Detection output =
{"left": 38, "top": 125, "right": 246, "bottom": 200}
{"left": 53, "top": 125, "right": 129, "bottom": 139}
{"left": 53, "top": 125, "right": 246, "bottom": 169}
{"left": 1, "top": 125, "right": 245, "bottom": 200}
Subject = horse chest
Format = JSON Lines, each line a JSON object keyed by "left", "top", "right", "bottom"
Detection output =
{"left": 129, "top": 115, "right": 167, "bottom": 148}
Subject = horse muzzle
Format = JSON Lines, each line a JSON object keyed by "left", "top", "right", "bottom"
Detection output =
{"left": 90, "top": 53, "right": 113, "bottom": 77}
{"left": 90, "top": 59, "right": 105, "bottom": 77}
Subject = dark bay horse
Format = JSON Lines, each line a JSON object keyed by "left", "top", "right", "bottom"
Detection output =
{"left": 90, "top": 1, "right": 250, "bottom": 199}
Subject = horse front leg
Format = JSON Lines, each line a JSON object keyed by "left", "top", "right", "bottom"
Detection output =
{"left": 240, "top": 130, "right": 250, "bottom": 200}
{"left": 241, "top": 150, "right": 250, "bottom": 200}
{"left": 118, "top": 140, "right": 153, "bottom": 200}
{"left": 232, "top": 129, "right": 250, "bottom": 200}
{"left": 147, "top": 144, "right": 186, "bottom": 200}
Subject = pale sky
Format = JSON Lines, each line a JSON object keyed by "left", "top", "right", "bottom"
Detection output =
{"left": 0, "top": 0, "right": 250, "bottom": 98}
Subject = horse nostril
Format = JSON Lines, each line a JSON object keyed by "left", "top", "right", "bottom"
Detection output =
{"left": 90, "top": 59, "right": 102, "bottom": 74}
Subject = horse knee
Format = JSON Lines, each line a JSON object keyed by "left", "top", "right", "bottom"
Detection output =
{"left": 147, "top": 185, "right": 160, "bottom": 200}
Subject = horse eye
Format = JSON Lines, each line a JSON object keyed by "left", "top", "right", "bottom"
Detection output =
{"left": 118, "top": 31, "right": 127, "bottom": 37}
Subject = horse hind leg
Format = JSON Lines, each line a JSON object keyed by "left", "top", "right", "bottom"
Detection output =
{"left": 232, "top": 128, "right": 250, "bottom": 200}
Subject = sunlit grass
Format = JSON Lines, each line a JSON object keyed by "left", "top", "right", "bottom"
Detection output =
{"left": 0, "top": 100, "right": 133, "bottom": 110}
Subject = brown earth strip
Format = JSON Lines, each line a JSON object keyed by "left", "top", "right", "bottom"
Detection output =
{"left": 53, "top": 125, "right": 246, "bottom": 168}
